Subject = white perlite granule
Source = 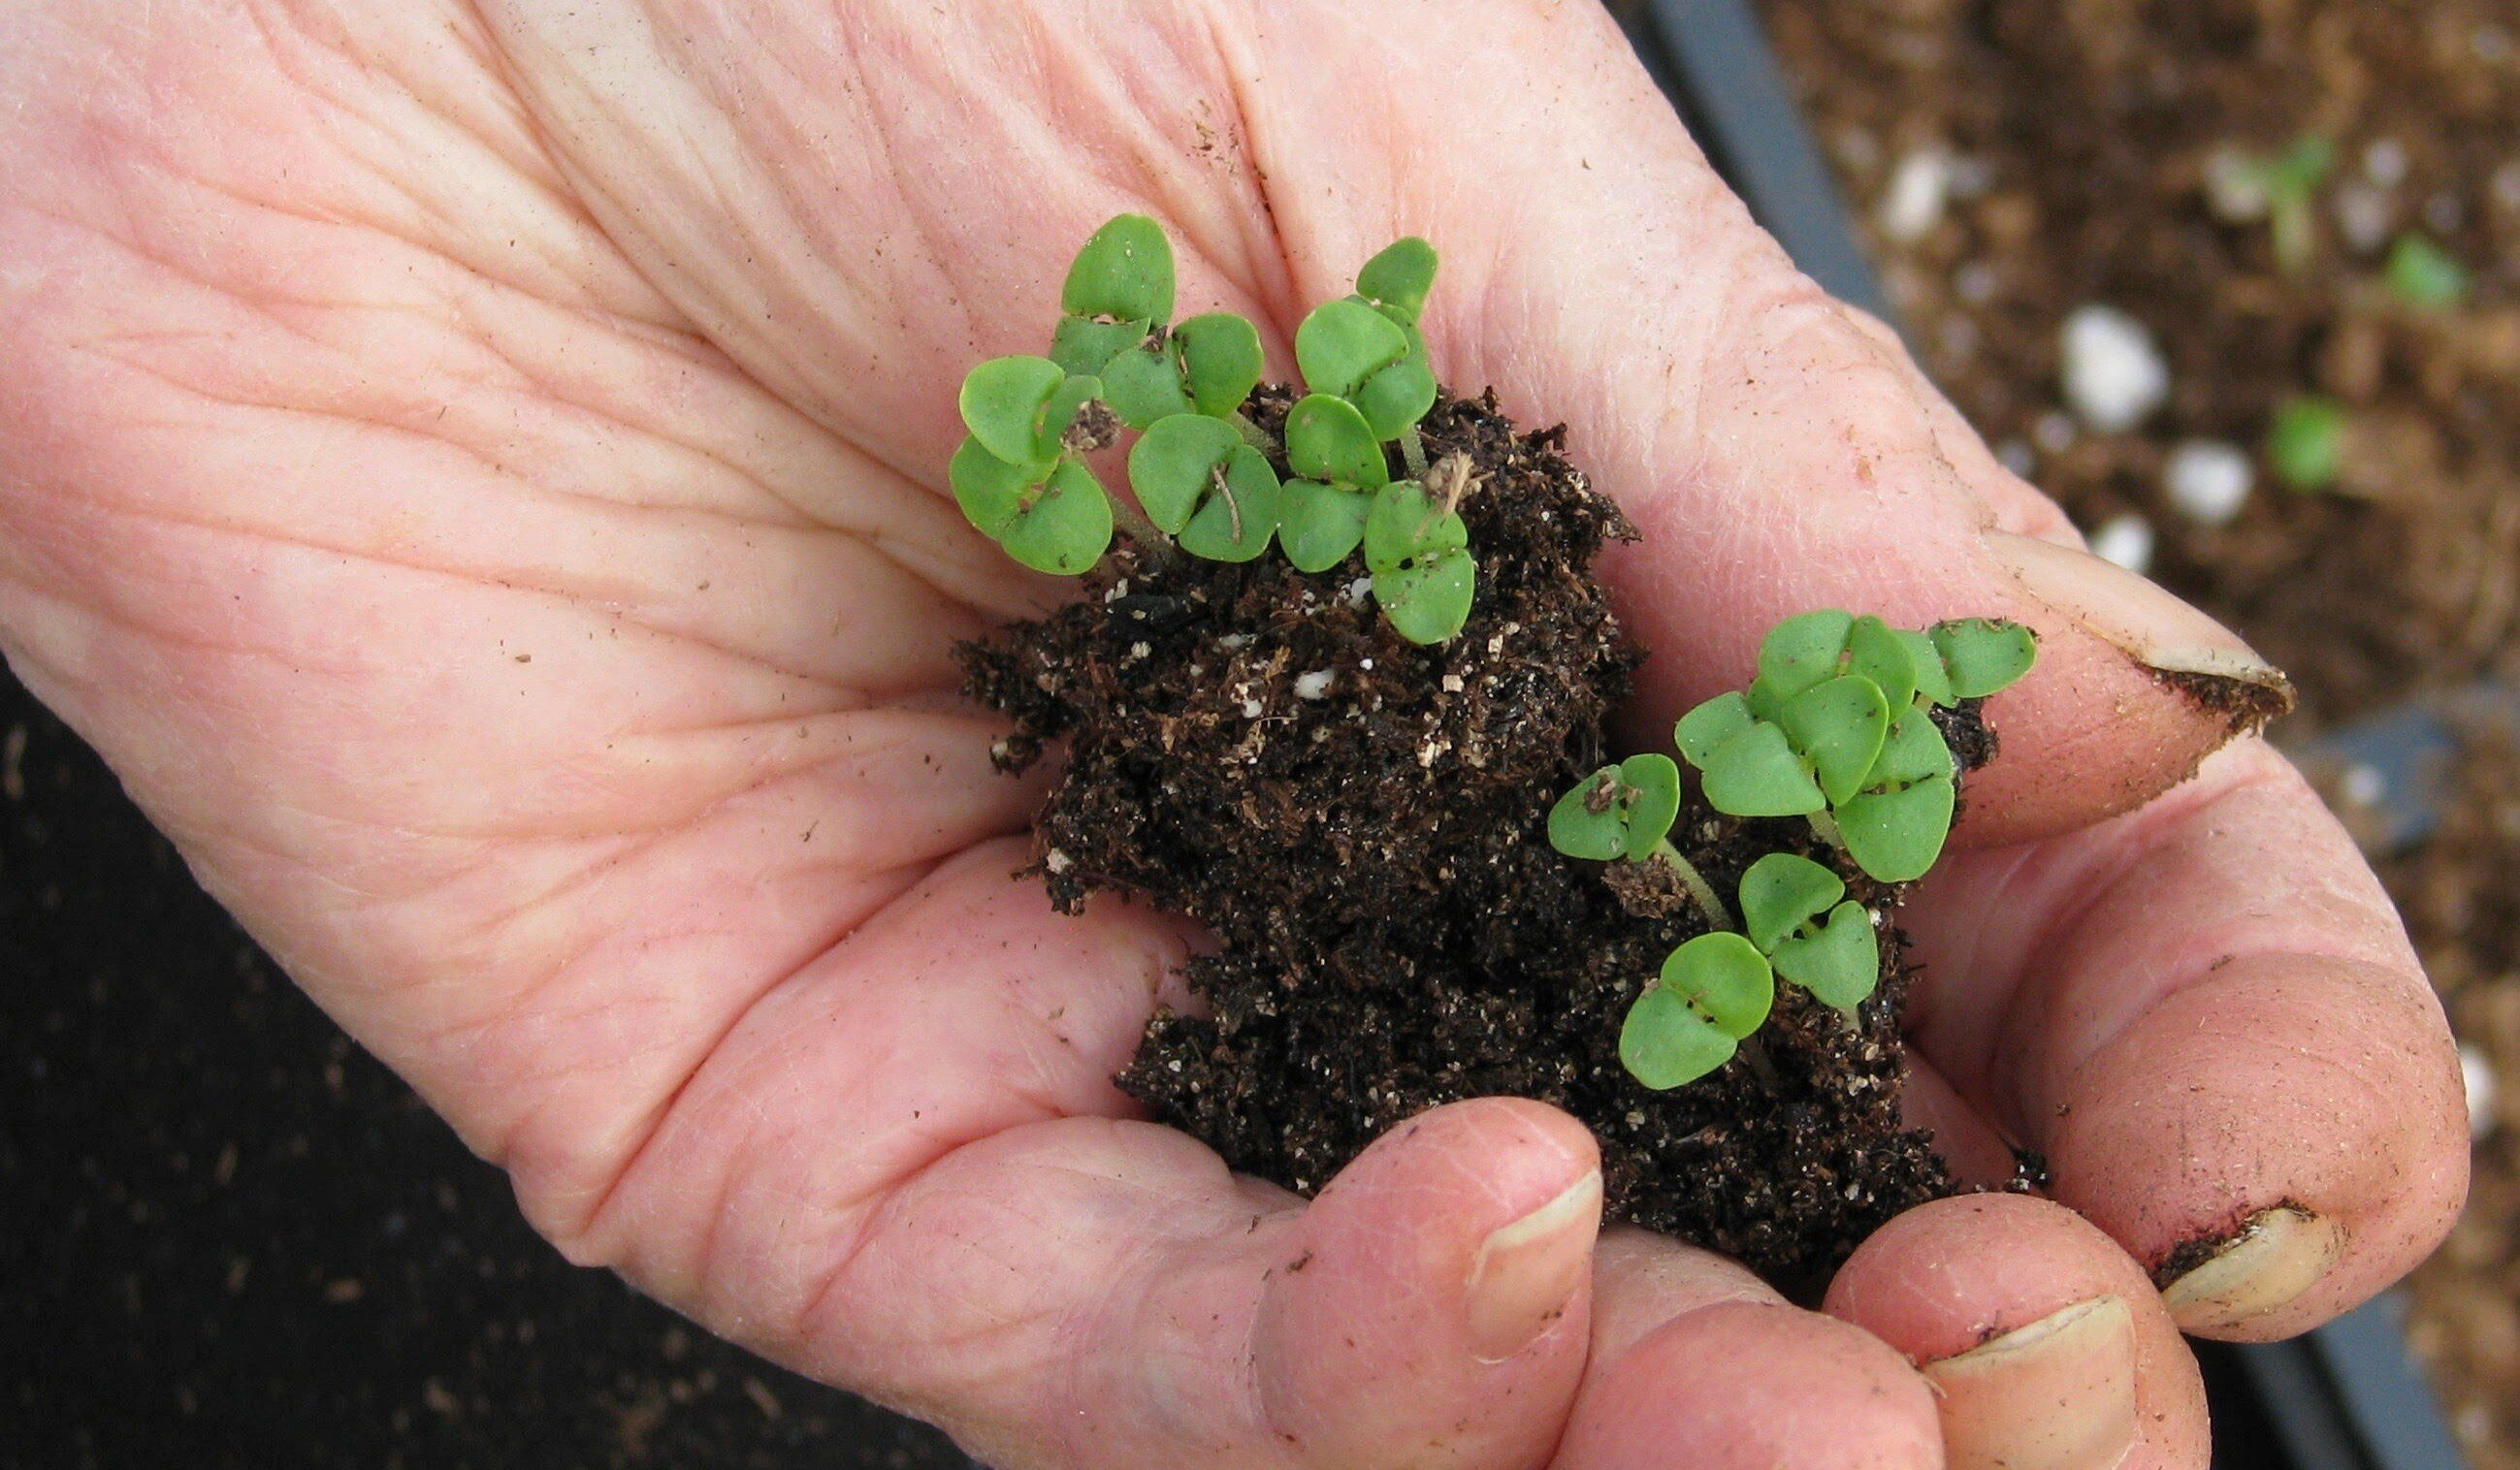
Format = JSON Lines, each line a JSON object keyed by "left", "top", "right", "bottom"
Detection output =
{"left": 2060, "top": 304, "right": 2169, "bottom": 431}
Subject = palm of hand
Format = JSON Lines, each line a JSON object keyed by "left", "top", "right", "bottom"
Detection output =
{"left": 0, "top": 5, "right": 2465, "bottom": 1467}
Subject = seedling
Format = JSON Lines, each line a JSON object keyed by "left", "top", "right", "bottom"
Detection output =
{"left": 1553, "top": 608, "right": 2028, "bottom": 1091}
{"left": 951, "top": 357, "right": 1117, "bottom": 574}
{"left": 1049, "top": 215, "right": 1268, "bottom": 434}
{"left": 1363, "top": 458, "right": 1477, "bottom": 645}
{"left": 1277, "top": 394, "right": 1391, "bottom": 572}
{"left": 1740, "top": 852, "right": 1878, "bottom": 1014}
{"left": 2268, "top": 395, "right": 2346, "bottom": 493}
{"left": 2204, "top": 135, "right": 2332, "bottom": 274}
{"left": 1621, "top": 933, "right": 1772, "bottom": 1090}
{"left": 950, "top": 216, "right": 1478, "bottom": 644}
{"left": 1302, "top": 238, "right": 1441, "bottom": 473}
{"left": 1128, "top": 414, "right": 1281, "bottom": 562}
{"left": 1614, "top": 851, "right": 1886, "bottom": 1092}
{"left": 2383, "top": 234, "right": 2470, "bottom": 311}
{"left": 1547, "top": 752, "right": 1728, "bottom": 928}
{"left": 1669, "top": 611, "right": 2034, "bottom": 883}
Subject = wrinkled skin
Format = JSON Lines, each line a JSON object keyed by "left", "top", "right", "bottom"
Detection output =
{"left": 0, "top": 4, "right": 2468, "bottom": 1466}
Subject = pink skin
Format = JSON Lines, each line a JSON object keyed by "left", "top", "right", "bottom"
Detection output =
{"left": 0, "top": 3, "right": 2466, "bottom": 1465}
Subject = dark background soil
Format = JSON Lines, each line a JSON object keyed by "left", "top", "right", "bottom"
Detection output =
{"left": 1755, "top": 0, "right": 2520, "bottom": 1460}
{"left": 0, "top": 665, "right": 972, "bottom": 1469}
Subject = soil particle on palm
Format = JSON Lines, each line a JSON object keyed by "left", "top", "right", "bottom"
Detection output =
{"left": 965, "top": 388, "right": 1986, "bottom": 1290}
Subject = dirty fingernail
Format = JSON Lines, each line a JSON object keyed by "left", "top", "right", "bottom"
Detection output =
{"left": 1466, "top": 1169, "right": 1601, "bottom": 1362}
{"left": 1923, "top": 1295, "right": 2138, "bottom": 1470}
{"left": 1984, "top": 529, "right": 2292, "bottom": 700}
{"left": 2160, "top": 1206, "right": 2346, "bottom": 1333}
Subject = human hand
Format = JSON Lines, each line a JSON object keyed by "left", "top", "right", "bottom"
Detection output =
{"left": 0, "top": 4, "right": 2466, "bottom": 1466}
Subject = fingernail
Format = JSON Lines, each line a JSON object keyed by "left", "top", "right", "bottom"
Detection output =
{"left": 1922, "top": 1295, "right": 2138, "bottom": 1470}
{"left": 2160, "top": 1206, "right": 2346, "bottom": 1333}
{"left": 1983, "top": 529, "right": 2293, "bottom": 716}
{"left": 1466, "top": 1169, "right": 1601, "bottom": 1362}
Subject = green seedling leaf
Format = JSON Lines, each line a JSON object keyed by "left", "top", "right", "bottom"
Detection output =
{"left": 1779, "top": 674, "right": 1890, "bottom": 806}
{"left": 1355, "top": 357, "right": 1438, "bottom": 440}
{"left": 1548, "top": 765, "right": 1632, "bottom": 861}
{"left": 1866, "top": 709, "right": 1955, "bottom": 790}
{"left": 1758, "top": 609, "right": 1856, "bottom": 703}
{"left": 1364, "top": 481, "right": 1474, "bottom": 644}
{"left": 1099, "top": 345, "right": 1191, "bottom": 429}
{"left": 1363, "top": 482, "right": 1467, "bottom": 565}
{"left": 1128, "top": 418, "right": 1282, "bottom": 561}
{"left": 1616, "top": 754, "right": 1683, "bottom": 862}
{"left": 1128, "top": 414, "right": 1243, "bottom": 533}
{"left": 949, "top": 434, "right": 1045, "bottom": 536}
{"left": 1836, "top": 773, "right": 1956, "bottom": 883}
{"left": 959, "top": 356, "right": 1066, "bottom": 465}
{"left": 1277, "top": 479, "right": 1373, "bottom": 572}
{"left": 1179, "top": 446, "right": 1281, "bottom": 562}
{"left": 1845, "top": 616, "right": 1920, "bottom": 714}
{"left": 1675, "top": 691, "right": 1757, "bottom": 767}
{"left": 2269, "top": 395, "right": 2346, "bottom": 493}
{"left": 1373, "top": 552, "right": 1475, "bottom": 644}
{"left": 2385, "top": 234, "right": 2469, "bottom": 311}
{"left": 1660, "top": 932, "right": 1775, "bottom": 1039}
{"left": 1171, "top": 312, "right": 1265, "bottom": 417}
{"left": 1294, "top": 299, "right": 1408, "bottom": 399}
{"left": 996, "top": 459, "right": 1114, "bottom": 576}
{"left": 1355, "top": 237, "right": 1438, "bottom": 322}
{"left": 1049, "top": 314, "right": 1149, "bottom": 376}
{"left": 1771, "top": 902, "right": 1880, "bottom": 1013}
{"left": 1739, "top": 852, "right": 1845, "bottom": 954}
{"left": 1546, "top": 755, "right": 1684, "bottom": 863}
{"left": 1620, "top": 985, "right": 1737, "bottom": 1091}
{"left": 2271, "top": 134, "right": 2335, "bottom": 194}
{"left": 1930, "top": 619, "right": 2038, "bottom": 700}
{"left": 1700, "top": 721, "right": 1826, "bottom": 817}
{"left": 1899, "top": 628, "right": 1955, "bottom": 707}
{"left": 1061, "top": 214, "right": 1174, "bottom": 325}
{"left": 1284, "top": 395, "right": 1390, "bottom": 489}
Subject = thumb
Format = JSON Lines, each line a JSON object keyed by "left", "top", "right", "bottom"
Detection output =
{"left": 1236, "top": 0, "right": 2286, "bottom": 845}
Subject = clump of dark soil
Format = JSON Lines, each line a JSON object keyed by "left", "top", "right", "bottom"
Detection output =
{"left": 965, "top": 387, "right": 1986, "bottom": 1289}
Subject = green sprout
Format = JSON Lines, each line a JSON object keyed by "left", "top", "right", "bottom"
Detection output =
{"left": 1617, "top": 853, "right": 1885, "bottom": 1092}
{"left": 1671, "top": 611, "right": 2036, "bottom": 883}
{"left": 949, "top": 216, "right": 1475, "bottom": 644}
{"left": 1739, "top": 852, "right": 1878, "bottom": 1014}
{"left": 1319, "top": 238, "right": 1442, "bottom": 474}
{"left": 950, "top": 356, "right": 1115, "bottom": 574}
{"left": 2383, "top": 234, "right": 2470, "bottom": 311}
{"left": 1276, "top": 394, "right": 1389, "bottom": 572}
{"left": 1547, "top": 752, "right": 1728, "bottom": 928}
{"left": 2268, "top": 395, "right": 2346, "bottom": 493}
{"left": 1363, "top": 460, "right": 1477, "bottom": 645}
{"left": 1621, "top": 933, "right": 1773, "bottom": 1090}
{"left": 2204, "top": 135, "right": 2332, "bottom": 275}
{"left": 1049, "top": 215, "right": 1268, "bottom": 437}
{"left": 1127, "top": 413, "right": 1280, "bottom": 561}
{"left": 1559, "top": 608, "right": 2030, "bottom": 1093}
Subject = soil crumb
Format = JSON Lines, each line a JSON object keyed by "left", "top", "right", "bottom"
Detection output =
{"left": 965, "top": 389, "right": 1982, "bottom": 1289}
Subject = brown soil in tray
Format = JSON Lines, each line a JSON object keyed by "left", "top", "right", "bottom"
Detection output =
{"left": 963, "top": 387, "right": 1999, "bottom": 1293}
{"left": 1757, "top": 0, "right": 2520, "bottom": 1456}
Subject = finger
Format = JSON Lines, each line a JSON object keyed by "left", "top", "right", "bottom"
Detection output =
{"left": 813, "top": 1097, "right": 1602, "bottom": 1470}
{"left": 1904, "top": 740, "right": 2469, "bottom": 1340}
{"left": 1827, "top": 1195, "right": 2209, "bottom": 1470}
{"left": 1551, "top": 1229, "right": 1942, "bottom": 1469}
{"left": 555, "top": 844, "right": 1599, "bottom": 1468}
